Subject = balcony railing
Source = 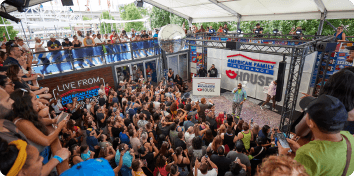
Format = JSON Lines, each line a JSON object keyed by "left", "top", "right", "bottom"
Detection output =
{"left": 32, "top": 39, "right": 188, "bottom": 75}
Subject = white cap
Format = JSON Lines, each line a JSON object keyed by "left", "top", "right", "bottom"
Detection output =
{"left": 49, "top": 34, "right": 55, "bottom": 39}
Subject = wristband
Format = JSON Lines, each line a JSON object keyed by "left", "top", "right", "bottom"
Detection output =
{"left": 40, "top": 87, "right": 43, "bottom": 89}
{"left": 36, "top": 95, "right": 40, "bottom": 99}
{"left": 53, "top": 155, "right": 63, "bottom": 163}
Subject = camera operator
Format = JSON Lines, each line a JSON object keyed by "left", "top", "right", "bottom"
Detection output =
{"left": 253, "top": 23, "right": 263, "bottom": 38}
{"left": 289, "top": 26, "right": 304, "bottom": 40}
{"left": 208, "top": 64, "right": 218, "bottom": 77}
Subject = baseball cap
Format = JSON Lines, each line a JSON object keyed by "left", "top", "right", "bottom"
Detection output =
{"left": 346, "top": 46, "right": 354, "bottom": 50}
{"left": 64, "top": 38, "right": 69, "bottom": 41}
{"left": 49, "top": 34, "right": 55, "bottom": 39}
{"left": 60, "top": 158, "right": 115, "bottom": 176}
{"left": 299, "top": 94, "right": 348, "bottom": 132}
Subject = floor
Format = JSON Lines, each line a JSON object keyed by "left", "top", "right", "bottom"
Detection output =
{"left": 184, "top": 86, "right": 282, "bottom": 128}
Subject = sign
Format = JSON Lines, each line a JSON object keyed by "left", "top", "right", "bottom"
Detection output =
{"left": 38, "top": 67, "right": 115, "bottom": 107}
{"left": 227, "top": 54, "right": 276, "bottom": 75}
{"left": 193, "top": 77, "right": 221, "bottom": 96}
{"left": 207, "top": 49, "right": 317, "bottom": 111}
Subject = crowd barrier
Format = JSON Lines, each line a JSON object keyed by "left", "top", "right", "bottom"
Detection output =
{"left": 32, "top": 39, "right": 190, "bottom": 75}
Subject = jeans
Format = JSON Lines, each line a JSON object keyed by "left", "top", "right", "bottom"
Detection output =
{"left": 232, "top": 102, "right": 243, "bottom": 117}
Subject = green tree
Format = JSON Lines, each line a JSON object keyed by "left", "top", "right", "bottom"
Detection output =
{"left": 119, "top": 3, "right": 146, "bottom": 32}
{"left": 82, "top": 16, "right": 92, "bottom": 21}
{"left": 99, "top": 11, "right": 118, "bottom": 34}
{"left": 0, "top": 17, "right": 18, "bottom": 40}
{"left": 149, "top": 6, "right": 189, "bottom": 30}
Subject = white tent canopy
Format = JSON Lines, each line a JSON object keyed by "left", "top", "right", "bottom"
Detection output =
{"left": 144, "top": 0, "right": 354, "bottom": 23}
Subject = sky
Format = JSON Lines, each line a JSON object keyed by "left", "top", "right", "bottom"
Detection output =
{"left": 42, "top": 0, "right": 149, "bottom": 12}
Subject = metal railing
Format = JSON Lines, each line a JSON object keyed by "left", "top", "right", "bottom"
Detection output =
{"left": 32, "top": 39, "right": 188, "bottom": 75}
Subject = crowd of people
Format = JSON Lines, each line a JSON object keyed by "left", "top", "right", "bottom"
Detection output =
{"left": 0, "top": 24, "right": 354, "bottom": 176}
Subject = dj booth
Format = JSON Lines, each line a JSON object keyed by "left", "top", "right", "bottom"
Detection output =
{"left": 192, "top": 74, "right": 221, "bottom": 96}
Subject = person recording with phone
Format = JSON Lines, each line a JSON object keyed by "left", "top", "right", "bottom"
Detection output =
{"left": 278, "top": 95, "right": 354, "bottom": 176}
{"left": 208, "top": 64, "right": 218, "bottom": 77}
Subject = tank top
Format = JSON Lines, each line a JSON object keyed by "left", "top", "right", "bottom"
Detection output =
{"left": 224, "top": 133, "right": 236, "bottom": 150}
{"left": 112, "top": 97, "right": 118, "bottom": 103}
{"left": 241, "top": 131, "right": 251, "bottom": 150}
{"left": 334, "top": 32, "right": 343, "bottom": 41}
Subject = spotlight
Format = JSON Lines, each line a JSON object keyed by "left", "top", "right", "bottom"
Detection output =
{"left": 296, "top": 30, "right": 302, "bottom": 35}
{"left": 237, "top": 29, "right": 242, "bottom": 34}
{"left": 255, "top": 30, "right": 259, "bottom": 34}
{"left": 273, "top": 29, "right": 279, "bottom": 34}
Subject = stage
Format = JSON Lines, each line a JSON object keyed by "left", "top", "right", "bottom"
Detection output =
{"left": 189, "top": 89, "right": 283, "bottom": 129}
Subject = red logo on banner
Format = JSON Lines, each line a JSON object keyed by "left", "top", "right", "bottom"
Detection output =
{"left": 197, "top": 88, "right": 202, "bottom": 91}
{"left": 227, "top": 54, "right": 276, "bottom": 64}
{"left": 226, "top": 70, "right": 237, "bottom": 79}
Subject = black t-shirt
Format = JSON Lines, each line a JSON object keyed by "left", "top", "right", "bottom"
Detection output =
{"left": 96, "top": 113, "right": 106, "bottom": 128}
{"left": 111, "top": 126, "right": 122, "bottom": 138}
{"left": 210, "top": 155, "right": 232, "bottom": 176}
{"left": 65, "top": 138, "right": 78, "bottom": 149}
{"left": 13, "top": 80, "right": 29, "bottom": 90}
{"left": 141, "top": 152, "right": 155, "bottom": 176}
{"left": 157, "top": 123, "right": 170, "bottom": 137}
{"left": 174, "top": 138, "right": 186, "bottom": 150}
{"left": 207, "top": 118, "right": 217, "bottom": 137}
{"left": 208, "top": 68, "right": 218, "bottom": 77}
{"left": 198, "top": 68, "right": 207, "bottom": 77}
{"left": 98, "top": 97, "right": 105, "bottom": 106}
{"left": 142, "top": 110, "right": 151, "bottom": 119}
{"left": 141, "top": 34, "right": 149, "bottom": 39}
{"left": 62, "top": 41, "right": 73, "bottom": 48}
{"left": 255, "top": 27, "right": 264, "bottom": 37}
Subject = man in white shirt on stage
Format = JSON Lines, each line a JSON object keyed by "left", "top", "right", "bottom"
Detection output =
{"left": 260, "top": 80, "right": 278, "bottom": 112}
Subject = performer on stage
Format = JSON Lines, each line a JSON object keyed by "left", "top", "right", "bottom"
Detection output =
{"left": 260, "top": 80, "right": 278, "bottom": 112}
{"left": 232, "top": 83, "right": 247, "bottom": 119}
{"left": 208, "top": 64, "right": 218, "bottom": 77}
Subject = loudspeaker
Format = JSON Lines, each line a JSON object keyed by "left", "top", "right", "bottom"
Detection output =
{"left": 135, "top": 0, "right": 143, "bottom": 7}
{"left": 4, "top": 0, "right": 30, "bottom": 12}
{"left": 61, "top": 0, "right": 74, "bottom": 6}
{"left": 226, "top": 41, "right": 240, "bottom": 50}
{"left": 275, "top": 61, "right": 286, "bottom": 102}
{"left": 316, "top": 42, "right": 337, "bottom": 52}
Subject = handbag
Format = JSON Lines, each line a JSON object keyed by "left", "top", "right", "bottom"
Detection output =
{"left": 341, "top": 134, "right": 352, "bottom": 176}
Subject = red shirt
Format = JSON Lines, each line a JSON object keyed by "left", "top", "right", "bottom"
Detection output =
{"left": 110, "top": 34, "right": 114, "bottom": 44}
{"left": 105, "top": 86, "right": 111, "bottom": 95}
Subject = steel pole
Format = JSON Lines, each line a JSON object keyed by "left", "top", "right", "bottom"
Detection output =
{"left": 1, "top": 18, "right": 10, "bottom": 39}
{"left": 20, "top": 21, "right": 30, "bottom": 49}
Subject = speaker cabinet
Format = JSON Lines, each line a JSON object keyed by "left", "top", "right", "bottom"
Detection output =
{"left": 135, "top": 0, "right": 143, "bottom": 7}
{"left": 226, "top": 41, "right": 240, "bottom": 50}
{"left": 275, "top": 61, "right": 286, "bottom": 102}
{"left": 61, "top": 0, "right": 74, "bottom": 6}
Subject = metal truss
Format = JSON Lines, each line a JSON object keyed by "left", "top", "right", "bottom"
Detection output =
{"left": 186, "top": 35, "right": 335, "bottom": 134}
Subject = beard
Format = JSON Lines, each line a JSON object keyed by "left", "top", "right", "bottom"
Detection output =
{"left": 0, "top": 108, "right": 14, "bottom": 120}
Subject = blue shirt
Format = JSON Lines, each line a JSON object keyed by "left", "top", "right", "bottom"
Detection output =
{"left": 153, "top": 34, "right": 158, "bottom": 38}
{"left": 47, "top": 40, "right": 61, "bottom": 49}
{"left": 232, "top": 88, "right": 247, "bottom": 103}
{"left": 183, "top": 120, "right": 194, "bottom": 131}
{"left": 86, "top": 136, "right": 98, "bottom": 151}
{"left": 115, "top": 150, "right": 133, "bottom": 167}
{"left": 334, "top": 32, "right": 343, "bottom": 41}
{"left": 3, "top": 57, "right": 21, "bottom": 67}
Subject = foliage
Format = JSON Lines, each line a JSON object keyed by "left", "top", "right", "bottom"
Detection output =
{"left": 0, "top": 17, "right": 18, "bottom": 41}
{"left": 99, "top": 11, "right": 118, "bottom": 34}
{"left": 119, "top": 3, "right": 146, "bottom": 32}
{"left": 150, "top": 6, "right": 189, "bottom": 30}
{"left": 82, "top": 16, "right": 92, "bottom": 21}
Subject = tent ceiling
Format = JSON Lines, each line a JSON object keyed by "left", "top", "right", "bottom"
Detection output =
{"left": 3, "top": 0, "right": 51, "bottom": 13}
{"left": 145, "top": 0, "right": 354, "bottom": 23}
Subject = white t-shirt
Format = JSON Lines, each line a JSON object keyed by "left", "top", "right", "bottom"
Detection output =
{"left": 94, "top": 38, "right": 105, "bottom": 45}
{"left": 35, "top": 42, "right": 46, "bottom": 52}
{"left": 77, "top": 35, "right": 85, "bottom": 47}
{"left": 194, "top": 168, "right": 218, "bottom": 176}
{"left": 19, "top": 43, "right": 30, "bottom": 52}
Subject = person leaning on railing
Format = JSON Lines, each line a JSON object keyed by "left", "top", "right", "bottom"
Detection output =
{"left": 35, "top": 37, "right": 46, "bottom": 52}
{"left": 94, "top": 34, "right": 106, "bottom": 45}
{"left": 72, "top": 35, "right": 82, "bottom": 48}
{"left": 83, "top": 33, "right": 95, "bottom": 47}
{"left": 62, "top": 38, "right": 73, "bottom": 50}
{"left": 334, "top": 25, "right": 346, "bottom": 42}
{"left": 47, "top": 34, "right": 62, "bottom": 51}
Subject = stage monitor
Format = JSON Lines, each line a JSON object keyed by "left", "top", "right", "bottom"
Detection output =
{"left": 62, "top": 0, "right": 74, "bottom": 6}
{"left": 226, "top": 41, "right": 240, "bottom": 50}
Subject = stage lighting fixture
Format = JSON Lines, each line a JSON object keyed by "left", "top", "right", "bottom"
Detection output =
{"left": 237, "top": 29, "right": 242, "bottom": 34}
{"left": 255, "top": 30, "right": 259, "bottom": 34}
{"left": 273, "top": 29, "right": 279, "bottom": 34}
{"left": 296, "top": 30, "right": 302, "bottom": 35}
{"left": 135, "top": 0, "right": 143, "bottom": 7}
